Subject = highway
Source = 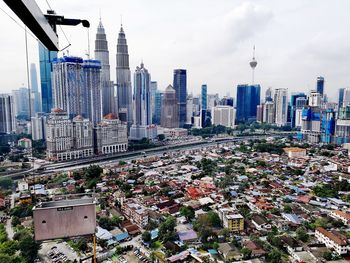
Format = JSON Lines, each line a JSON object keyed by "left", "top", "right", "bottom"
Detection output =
{"left": 5, "top": 132, "right": 294, "bottom": 180}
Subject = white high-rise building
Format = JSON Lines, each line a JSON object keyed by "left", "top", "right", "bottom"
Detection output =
{"left": 31, "top": 113, "right": 46, "bottom": 140}
{"left": 212, "top": 106, "right": 236, "bottom": 128}
{"left": 274, "top": 88, "right": 288, "bottom": 126}
{"left": 12, "top": 87, "right": 30, "bottom": 119}
{"left": 52, "top": 56, "right": 102, "bottom": 124}
{"left": 309, "top": 91, "right": 322, "bottom": 107}
{"left": 130, "top": 63, "right": 157, "bottom": 140}
{"left": 186, "top": 94, "right": 193, "bottom": 125}
{"left": 0, "top": 94, "right": 16, "bottom": 134}
{"left": 263, "top": 101, "right": 275, "bottom": 124}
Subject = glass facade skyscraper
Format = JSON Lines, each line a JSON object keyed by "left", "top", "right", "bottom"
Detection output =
{"left": 173, "top": 69, "right": 187, "bottom": 128}
{"left": 39, "top": 42, "right": 57, "bottom": 113}
{"left": 236, "top": 84, "right": 261, "bottom": 122}
{"left": 317, "top": 76, "right": 324, "bottom": 95}
{"left": 290, "top": 93, "right": 307, "bottom": 127}
{"left": 201, "top": 84, "right": 208, "bottom": 127}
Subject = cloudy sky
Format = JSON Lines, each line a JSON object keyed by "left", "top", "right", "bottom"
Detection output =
{"left": 0, "top": 0, "right": 349, "bottom": 101}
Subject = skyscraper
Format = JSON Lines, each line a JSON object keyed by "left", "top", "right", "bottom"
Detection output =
{"left": 265, "top": 87, "right": 272, "bottom": 102}
{"left": 0, "top": 94, "right": 15, "bottom": 134}
{"left": 12, "top": 87, "right": 30, "bottom": 120}
{"left": 201, "top": 84, "right": 207, "bottom": 127}
{"left": 39, "top": 42, "right": 57, "bottom": 113}
{"left": 116, "top": 25, "right": 132, "bottom": 124}
{"left": 83, "top": 60, "right": 102, "bottom": 125}
{"left": 339, "top": 88, "right": 345, "bottom": 109}
{"left": 317, "top": 76, "right": 324, "bottom": 95}
{"left": 94, "top": 19, "right": 115, "bottom": 116}
{"left": 274, "top": 88, "right": 288, "bottom": 127}
{"left": 52, "top": 56, "right": 102, "bottom": 123}
{"left": 150, "top": 81, "right": 158, "bottom": 124}
{"left": 130, "top": 63, "right": 156, "bottom": 140}
{"left": 236, "top": 84, "right": 261, "bottom": 122}
{"left": 161, "top": 85, "right": 179, "bottom": 128}
{"left": 186, "top": 94, "right": 193, "bottom": 125}
{"left": 173, "top": 69, "right": 187, "bottom": 127}
{"left": 30, "top": 63, "right": 41, "bottom": 114}
{"left": 290, "top": 93, "right": 307, "bottom": 127}
{"left": 153, "top": 90, "right": 163, "bottom": 125}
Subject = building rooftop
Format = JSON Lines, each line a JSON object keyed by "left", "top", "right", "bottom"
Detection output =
{"left": 34, "top": 197, "right": 95, "bottom": 210}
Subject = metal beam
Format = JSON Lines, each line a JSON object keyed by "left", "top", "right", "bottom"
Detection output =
{"left": 4, "top": 0, "right": 59, "bottom": 51}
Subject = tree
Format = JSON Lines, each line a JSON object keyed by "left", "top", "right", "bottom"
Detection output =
{"left": 180, "top": 206, "right": 195, "bottom": 221}
{"left": 84, "top": 165, "right": 103, "bottom": 180}
{"left": 142, "top": 231, "right": 152, "bottom": 243}
{"left": 283, "top": 204, "right": 292, "bottom": 213}
{"left": 159, "top": 216, "right": 177, "bottom": 242}
{"left": 296, "top": 227, "right": 309, "bottom": 242}
{"left": 0, "top": 177, "right": 13, "bottom": 189}
{"left": 11, "top": 216, "right": 20, "bottom": 227}
{"left": 241, "top": 247, "right": 252, "bottom": 260}
{"left": 19, "top": 236, "right": 41, "bottom": 263}
{"left": 267, "top": 248, "right": 282, "bottom": 263}
{"left": 157, "top": 134, "right": 165, "bottom": 141}
{"left": 323, "top": 251, "right": 333, "bottom": 261}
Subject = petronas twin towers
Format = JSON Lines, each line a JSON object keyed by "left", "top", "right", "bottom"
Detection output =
{"left": 94, "top": 19, "right": 132, "bottom": 124}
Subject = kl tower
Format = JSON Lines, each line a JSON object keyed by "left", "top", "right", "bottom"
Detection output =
{"left": 250, "top": 46, "right": 258, "bottom": 85}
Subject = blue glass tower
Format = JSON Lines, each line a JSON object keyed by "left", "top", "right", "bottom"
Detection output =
{"left": 173, "top": 69, "right": 187, "bottom": 128}
{"left": 317, "top": 76, "right": 324, "bottom": 95}
{"left": 290, "top": 93, "right": 307, "bottom": 127}
{"left": 236, "top": 84, "right": 261, "bottom": 122}
{"left": 153, "top": 90, "right": 163, "bottom": 125}
{"left": 201, "top": 84, "right": 208, "bottom": 127}
{"left": 39, "top": 42, "right": 57, "bottom": 113}
{"left": 339, "top": 88, "right": 345, "bottom": 109}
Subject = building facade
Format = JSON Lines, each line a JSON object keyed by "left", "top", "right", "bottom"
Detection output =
{"left": 130, "top": 63, "right": 157, "bottom": 140}
{"left": 173, "top": 69, "right": 187, "bottom": 127}
{"left": 31, "top": 113, "right": 46, "bottom": 140}
{"left": 274, "top": 88, "right": 288, "bottom": 126}
{"left": 212, "top": 106, "right": 236, "bottom": 128}
{"left": 116, "top": 26, "right": 133, "bottom": 124}
{"left": 94, "top": 19, "right": 115, "bottom": 116}
{"left": 95, "top": 113, "right": 128, "bottom": 154}
{"left": 39, "top": 42, "right": 57, "bottom": 113}
{"left": 316, "top": 76, "right": 324, "bottom": 95}
{"left": 0, "top": 94, "right": 16, "bottom": 134}
{"left": 236, "top": 84, "right": 261, "bottom": 122}
{"left": 30, "top": 63, "right": 41, "bottom": 114}
{"left": 161, "top": 85, "right": 179, "bottom": 128}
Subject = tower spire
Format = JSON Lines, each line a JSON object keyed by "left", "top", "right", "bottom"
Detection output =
{"left": 249, "top": 45, "right": 258, "bottom": 85}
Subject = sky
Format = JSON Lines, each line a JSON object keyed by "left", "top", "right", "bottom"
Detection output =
{"left": 0, "top": 0, "right": 350, "bottom": 101}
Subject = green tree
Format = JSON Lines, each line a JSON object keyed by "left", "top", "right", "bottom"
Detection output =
{"left": 267, "top": 248, "right": 282, "bottom": 263}
{"left": 11, "top": 216, "right": 20, "bottom": 227}
{"left": 296, "top": 227, "right": 309, "bottom": 242}
{"left": 142, "top": 231, "right": 152, "bottom": 243}
{"left": 283, "top": 204, "right": 292, "bottom": 213}
{"left": 159, "top": 216, "right": 177, "bottom": 242}
{"left": 241, "top": 247, "right": 252, "bottom": 260}
{"left": 19, "top": 236, "right": 41, "bottom": 263}
{"left": 180, "top": 206, "right": 195, "bottom": 221}
{"left": 0, "top": 177, "right": 13, "bottom": 189}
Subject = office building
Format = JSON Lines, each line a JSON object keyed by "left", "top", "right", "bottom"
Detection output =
{"left": 263, "top": 101, "right": 275, "bottom": 124}
{"left": 95, "top": 113, "right": 128, "bottom": 154}
{"left": 39, "top": 42, "right": 57, "bottom": 113}
{"left": 186, "top": 94, "right": 193, "bottom": 125}
{"left": 52, "top": 56, "right": 102, "bottom": 123}
{"left": 212, "top": 105, "right": 236, "bottom": 128}
{"left": 290, "top": 93, "right": 307, "bottom": 127}
{"left": 83, "top": 59, "right": 102, "bottom": 125}
{"left": 94, "top": 19, "right": 115, "bottom": 116}
{"left": 161, "top": 85, "right": 179, "bottom": 129}
{"left": 46, "top": 108, "right": 94, "bottom": 161}
{"left": 173, "top": 69, "right": 187, "bottom": 127}
{"left": 0, "top": 94, "right": 16, "bottom": 134}
{"left": 265, "top": 87, "right": 272, "bottom": 102}
{"left": 30, "top": 63, "right": 41, "bottom": 114}
{"left": 316, "top": 76, "right": 324, "bottom": 95}
{"left": 12, "top": 87, "right": 30, "bottom": 120}
{"left": 130, "top": 63, "right": 157, "bottom": 140}
{"left": 236, "top": 84, "right": 261, "bottom": 122}
{"left": 150, "top": 81, "right": 158, "bottom": 124}
{"left": 274, "top": 88, "right": 288, "bottom": 126}
{"left": 153, "top": 90, "right": 163, "bottom": 125}
{"left": 339, "top": 88, "right": 345, "bottom": 109}
{"left": 31, "top": 113, "right": 46, "bottom": 140}
{"left": 201, "top": 84, "right": 208, "bottom": 127}
{"left": 256, "top": 104, "right": 263, "bottom": 123}
{"left": 309, "top": 91, "right": 322, "bottom": 107}
{"left": 116, "top": 25, "right": 132, "bottom": 124}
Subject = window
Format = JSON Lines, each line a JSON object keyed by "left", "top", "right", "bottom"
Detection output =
{"left": 42, "top": 220, "right": 46, "bottom": 224}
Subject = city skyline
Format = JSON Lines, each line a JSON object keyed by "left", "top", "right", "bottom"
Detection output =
{"left": 0, "top": 0, "right": 350, "bottom": 101}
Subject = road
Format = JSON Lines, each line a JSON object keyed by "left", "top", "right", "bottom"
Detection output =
{"left": 6, "top": 133, "right": 294, "bottom": 181}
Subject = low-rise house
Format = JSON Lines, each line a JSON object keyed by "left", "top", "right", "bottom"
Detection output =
{"left": 121, "top": 199, "right": 148, "bottom": 227}
{"left": 243, "top": 240, "right": 266, "bottom": 258}
{"left": 218, "top": 243, "right": 242, "bottom": 261}
{"left": 251, "top": 215, "right": 271, "bottom": 231}
{"left": 315, "top": 227, "right": 350, "bottom": 255}
{"left": 330, "top": 210, "right": 350, "bottom": 225}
